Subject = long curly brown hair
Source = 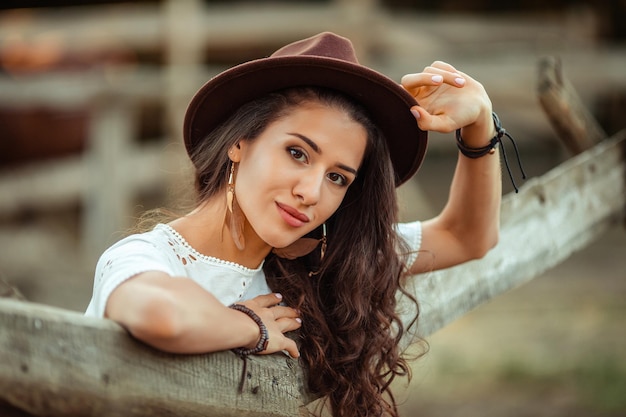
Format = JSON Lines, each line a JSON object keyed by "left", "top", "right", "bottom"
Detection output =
{"left": 189, "top": 87, "right": 426, "bottom": 417}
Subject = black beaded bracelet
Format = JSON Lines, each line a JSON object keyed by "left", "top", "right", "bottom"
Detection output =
{"left": 456, "top": 111, "right": 527, "bottom": 192}
{"left": 229, "top": 304, "right": 269, "bottom": 356}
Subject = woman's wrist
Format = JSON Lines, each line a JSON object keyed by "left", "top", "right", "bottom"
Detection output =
{"left": 228, "top": 304, "right": 269, "bottom": 355}
{"left": 458, "top": 108, "right": 496, "bottom": 148}
{"left": 456, "top": 111, "right": 500, "bottom": 159}
{"left": 457, "top": 110, "right": 527, "bottom": 192}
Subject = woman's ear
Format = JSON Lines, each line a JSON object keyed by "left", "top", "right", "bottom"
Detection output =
{"left": 228, "top": 142, "right": 242, "bottom": 162}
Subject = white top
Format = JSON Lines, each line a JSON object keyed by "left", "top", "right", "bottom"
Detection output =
{"left": 85, "top": 222, "right": 422, "bottom": 318}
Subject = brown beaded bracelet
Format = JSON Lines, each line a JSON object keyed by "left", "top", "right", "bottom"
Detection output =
{"left": 456, "top": 111, "right": 527, "bottom": 193}
{"left": 228, "top": 303, "right": 269, "bottom": 356}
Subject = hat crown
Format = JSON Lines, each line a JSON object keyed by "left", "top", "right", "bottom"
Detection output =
{"left": 271, "top": 32, "right": 359, "bottom": 64}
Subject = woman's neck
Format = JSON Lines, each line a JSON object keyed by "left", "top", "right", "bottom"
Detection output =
{"left": 168, "top": 197, "right": 271, "bottom": 269}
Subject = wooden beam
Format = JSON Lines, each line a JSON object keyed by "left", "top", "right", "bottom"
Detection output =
{"left": 1, "top": 131, "right": 624, "bottom": 417}
{"left": 0, "top": 69, "right": 165, "bottom": 108}
{"left": 537, "top": 56, "right": 607, "bottom": 154}
{"left": 0, "top": 299, "right": 309, "bottom": 417}
{"left": 0, "top": 277, "right": 25, "bottom": 301}
{"left": 0, "top": 143, "right": 167, "bottom": 215}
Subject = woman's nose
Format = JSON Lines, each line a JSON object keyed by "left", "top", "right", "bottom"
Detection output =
{"left": 293, "top": 171, "right": 323, "bottom": 206}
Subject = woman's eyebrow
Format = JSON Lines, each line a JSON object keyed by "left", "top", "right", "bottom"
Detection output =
{"left": 288, "top": 132, "right": 358, "bottom": 175}
{"left": 288, "top": 132, "right": 320, "bottom": 154}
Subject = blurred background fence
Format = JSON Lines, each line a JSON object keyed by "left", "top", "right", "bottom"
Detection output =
{"left": 0, "top": 1, "right": 625, "bottom": 416}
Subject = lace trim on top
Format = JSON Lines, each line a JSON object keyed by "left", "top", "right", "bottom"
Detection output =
{"left": 155, "top": 223, "right": 263, "bottom": 275}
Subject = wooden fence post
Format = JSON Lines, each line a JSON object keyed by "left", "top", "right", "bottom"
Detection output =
{"left": 83, "top": 96, "right": 136, "bottom": 256}
{"left": 538, "top": 55, "right": 607, "bottom": 154}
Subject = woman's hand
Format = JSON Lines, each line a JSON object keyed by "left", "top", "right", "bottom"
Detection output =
{"left": 401, "top": 61, "right": 494, "bottom": 145}
{"left": 238, "top": 293, "right": 302, "bottom": 358}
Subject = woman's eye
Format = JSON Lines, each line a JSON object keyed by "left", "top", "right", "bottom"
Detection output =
{"left": 289, "top": 148, "right": 307, "bottom": 163}
{"left": 328, "top": 172, "right": 347, "bottom": 186}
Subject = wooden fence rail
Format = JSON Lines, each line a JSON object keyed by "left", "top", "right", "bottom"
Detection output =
{"left": 1, "top": 127, "right": 624, "bottom": 417}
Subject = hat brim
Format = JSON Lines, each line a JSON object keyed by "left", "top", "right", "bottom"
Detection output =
{"left": 183, "top": 55, "right": 428, "bottom": 186}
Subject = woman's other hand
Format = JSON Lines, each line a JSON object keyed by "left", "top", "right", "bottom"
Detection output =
{"left": 401, "top": 61, "right": 494, "bottom": 143}
{"left": 238, "top": 292, "right": 302, "bottom": 358}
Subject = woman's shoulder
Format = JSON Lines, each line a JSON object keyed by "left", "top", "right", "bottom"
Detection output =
{"left": 94, "top": 224, "right": 177, "bottom": 272}
{"left": 150, "top": 224, "right": 263, "bottom": 275}
{"left": 396, "top": 221, "right": 422, "bottom": 267}
{"left": 102, "top": 223, "right": 262, "bottom": 273}
{"left": 103, "top": 223, "right": 172, "bottom": 253}
{"left": 396, "top": 221, "right": 422, "bottom": 244}
{"left": 106, "top": 223, "right": 210, "bottom": 267}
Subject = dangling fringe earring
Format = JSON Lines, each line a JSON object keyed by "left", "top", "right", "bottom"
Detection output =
{"left": 226, "top": 161, "right": 245, "bottom": 250}
{"left": 308, "top": 223, "right": 326, "bottom": 277}
{"left": 272, "top": 223, "right": 327, "bottom": 261}
{"left": 319, "top": 223, "right": 327, "bottom": 261}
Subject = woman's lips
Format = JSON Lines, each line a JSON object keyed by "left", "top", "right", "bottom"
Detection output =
{"left": 276, "top": 202, "right": 309, "bottom": 227}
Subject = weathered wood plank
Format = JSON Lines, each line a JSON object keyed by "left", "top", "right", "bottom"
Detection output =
{"left": 0, "top": 299, "right": 309, "bottom": 417}
{"left": 0, "top": 143, "right": 167, "bottom": 215}
{"left": 0, "top": 4, "right": 346, "bottom": 55}
{"left": 0, "top": 69, "right": 165, "bottom": 107}
{"left": 0, "top": 276, "right": 25, "bottom": 301}
{"left": 0, "top": 131, "right": 623, "bottom": 417}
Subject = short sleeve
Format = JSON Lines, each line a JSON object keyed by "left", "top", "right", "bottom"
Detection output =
{"left": 396, "top": 221, "right": 422, "bottom": 269}
{"left": 84, "top": 236, "right": 176, "bottom": 318}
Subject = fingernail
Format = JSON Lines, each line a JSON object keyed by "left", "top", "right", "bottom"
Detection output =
{"left": 296, "top": 318, "right": 302, "bottom": 323}
{"left": 275, "top": 293, "right": 283, "bottom": 299}
{"left": 431, "top": 75, "right": 443, "bottom": 83}
{"left": 455, "top": 77, "right": 466, "bottom": 86}
{"left": 410, "top": 109, "right": 420, "bottom": 120}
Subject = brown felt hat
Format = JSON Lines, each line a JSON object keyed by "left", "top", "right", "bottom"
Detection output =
{"left": 183, "top": 32, "right": 428, "bottom": 186}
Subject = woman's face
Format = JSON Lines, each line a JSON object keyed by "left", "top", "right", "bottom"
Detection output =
{"left": 230, "top": 102, "right": 367, "bottom": 250}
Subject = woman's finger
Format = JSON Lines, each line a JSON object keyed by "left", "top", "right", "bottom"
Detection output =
{"left": 410, "top": 106, "right": 457, "bottom": 133}
{"left": 282, "top": 338, "right": 300, "bottom": 358}
{"left": 422, "top": 66, "right": 466, "bottom": 87}
{"left": 400, "top": 72, "right": 444, "bottom": 89}
{"left": 252, "top": 292, "right": 284, "bottom": 307}
{"left": 429, "top": 60, "right": 458, "bottom": 73}
{"left": 276, "top": 316, "right": 302, "bottom": 333}
{"left": 402, "top": 69, "right": 465, "bottom": 93}
{"left": 270, "top": 305, "right": 300, "bottom": 320}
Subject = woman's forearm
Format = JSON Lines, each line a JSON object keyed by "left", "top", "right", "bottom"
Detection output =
{"left": 411, "top": 109, "right": 502, "bottom": 274}
{"left": 106, "top": 272, "right": 260, "bottom": 354}
{"left": 442, "top": 111, "right": 502, "bottom": 258}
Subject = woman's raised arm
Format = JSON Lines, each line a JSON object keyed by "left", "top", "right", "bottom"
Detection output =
{"left": 401, "top": 62, "right": 502, "bottom": 273}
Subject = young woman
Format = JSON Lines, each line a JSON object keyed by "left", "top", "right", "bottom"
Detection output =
{"left": 86, "top": 32, "right": 506, "bottom": 417}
